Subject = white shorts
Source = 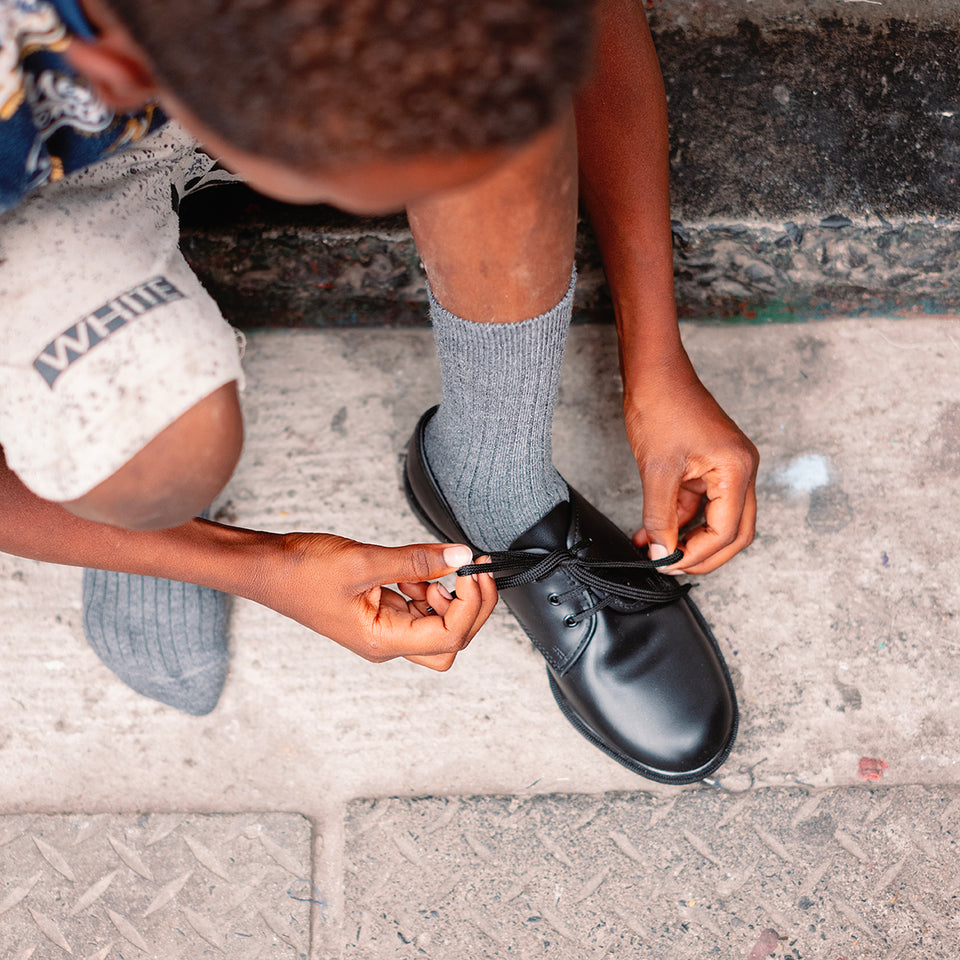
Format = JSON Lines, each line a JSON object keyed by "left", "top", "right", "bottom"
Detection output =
{"left": 0, "top": 121, "right": 245, "bottom": 502}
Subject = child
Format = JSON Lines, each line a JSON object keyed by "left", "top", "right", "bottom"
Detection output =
{"left": 0, "top": 0, "right": 758, "bottom": 781}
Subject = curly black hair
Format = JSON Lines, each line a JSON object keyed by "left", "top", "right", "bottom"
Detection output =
{"left": 104, "top": 0, "right": 594, "bottom": 169}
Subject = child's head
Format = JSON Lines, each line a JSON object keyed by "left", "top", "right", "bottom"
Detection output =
{"left": 81, "top": 0, "right": 592, "bottom": 207}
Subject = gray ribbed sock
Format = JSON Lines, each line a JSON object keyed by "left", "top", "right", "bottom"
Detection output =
{"left": 424, "top": 269, "right": 575, "bottom": 551}
{"left": 82, "top": 560, "right": 229, "bottom": 716}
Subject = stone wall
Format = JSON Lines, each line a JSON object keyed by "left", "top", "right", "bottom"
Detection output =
{"left": 179, "top": 0, "right": 960, "bottom": 325}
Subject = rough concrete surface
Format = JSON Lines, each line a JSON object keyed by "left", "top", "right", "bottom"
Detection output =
{"left": 1, "top": 318, "right": 959, "bottom": 957}
{"left": 647, "top": 0, "right": 946, "bottom": 33}
{"left": 653, "top": 7, "right": 960, "bottom": 221}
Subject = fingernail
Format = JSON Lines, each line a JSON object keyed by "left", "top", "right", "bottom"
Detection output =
{"left": 437, "top": 583, "right": 453, "bottom": 601}
{"left": 649, "top": 543, "right": 670, "bottom": 562}
{"left": 444, "top": 545, "right": 473, "bottom": 568}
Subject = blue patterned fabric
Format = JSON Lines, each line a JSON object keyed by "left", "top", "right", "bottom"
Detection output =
{"left": 0, "top": 0, "right": 167, "bottom": 213}
{"left": 49, "top": 0, "right": 94, "bottom": 40}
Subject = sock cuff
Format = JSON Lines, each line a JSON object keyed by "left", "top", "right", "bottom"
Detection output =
{"left": 426, "top": 266, "right": 577, "bottom": 338}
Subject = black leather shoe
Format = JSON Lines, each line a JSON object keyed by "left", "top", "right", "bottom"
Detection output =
{"left": 403, "top": 407, "right": 738, "bottom": 784}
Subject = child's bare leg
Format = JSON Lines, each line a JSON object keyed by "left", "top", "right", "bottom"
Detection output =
{"left": 72, "top": 382, "right": 241, "bottom": 714}
{"left": 406, "top": 109, "right": 578, "bottom": 551}
{"left": 2, "top": 382, "right": 242, "bottom": 714}
{"left": 75, "top": 383, "right": 242, "bottom": 715}
{"left": 63, "top": 381, "right": 243, "bottom": 531}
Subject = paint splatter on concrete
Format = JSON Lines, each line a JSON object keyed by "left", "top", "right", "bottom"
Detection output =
{"left": 777, "top": 454, "right": 830, "bottom": 493}
{"left": 858, "top": 757, "right": 888, "bottom": 781}
{"left": 745, "top": 928, "right": 780, "bottom": 959}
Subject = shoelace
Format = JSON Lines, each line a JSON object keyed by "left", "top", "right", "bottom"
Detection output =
{"left": 457, "top": 542, "right": 690, "bottom": 624}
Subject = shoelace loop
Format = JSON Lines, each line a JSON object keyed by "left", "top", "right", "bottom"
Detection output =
{"left": 457, "top": 541, "right": 689, "bottom": 621}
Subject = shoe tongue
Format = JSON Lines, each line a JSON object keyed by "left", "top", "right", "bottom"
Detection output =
{"left": 508, "top": 499, "right": 572, "bottom": 551}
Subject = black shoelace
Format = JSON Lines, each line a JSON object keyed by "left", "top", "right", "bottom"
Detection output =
{"left": 457, "top": 542, "right": 690, "bottom": 625}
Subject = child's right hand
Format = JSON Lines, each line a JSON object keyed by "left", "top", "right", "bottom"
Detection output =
{"left": 264, "top": 532, "right": 497, "bottom": 671}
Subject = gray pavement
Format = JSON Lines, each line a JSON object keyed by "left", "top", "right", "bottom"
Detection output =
{"left": 1, "top": 318, "right": 959, "bottom": 958}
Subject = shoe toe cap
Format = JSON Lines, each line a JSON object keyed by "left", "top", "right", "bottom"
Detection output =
{"left": 552, "top": 602, "right": 737, "bottom": 782}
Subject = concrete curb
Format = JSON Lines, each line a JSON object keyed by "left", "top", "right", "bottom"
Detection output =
{"left": 180, "top": 193, "right": 960, "bottom": 327}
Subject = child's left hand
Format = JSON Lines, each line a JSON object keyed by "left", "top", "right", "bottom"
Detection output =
{"left": 625, "top": 348, "right": 759, "bottom": 575}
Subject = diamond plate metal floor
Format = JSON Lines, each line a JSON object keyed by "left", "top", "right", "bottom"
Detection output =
{"left": 341, "top": 787, "right": 960, "bottom": 959}
{"left": 0, "top": 813, "right": 311, "bottom": 958}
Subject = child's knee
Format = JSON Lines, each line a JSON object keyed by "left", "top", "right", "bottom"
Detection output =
{"left": 63, "top": 381, "right": 243, "bottom": 530}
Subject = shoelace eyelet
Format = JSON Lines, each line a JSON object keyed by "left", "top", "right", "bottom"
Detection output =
{"left": 548, "top": 594, "right": 561, "bottom": 605}
{"left": 563, "top": 615, "right": 577, "bottom": 627}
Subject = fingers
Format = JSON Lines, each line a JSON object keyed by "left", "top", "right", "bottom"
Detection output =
{"left": 404, "top": 651, "right": 459, "bottom": 671}
{"left": 636, "top": 462, "right": 684, "bottom": 559}
{"left": 407, "top": 560, "right": 498, "bottom": 670}
{"left": 357, "top": 541, "right": 474, "bottom": 591}
{"left": 396, "top": 579, "right": 454, "bottom": 618}
{"left": 377, "top": 558, "right": 497, "bottom": 671}
{"left": 633, "top": 484, "right": 702, "bottom": 549}
{"left": 679, "top": 478, "right": 757, "bottom": 574}
{"left": 657, "top": 462, "right": 756, "bottom": 574}
{"left": 633, "top": 451, "right": 758, "bottom": 574}
{"left": 425, "top": 580, "right": 455, "bottom": 615}
{"left": 446, "top": 557, "right": 498, "bottom": 643}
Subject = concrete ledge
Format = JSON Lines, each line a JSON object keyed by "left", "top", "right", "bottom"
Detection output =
{"left": 179, "top": 190, "right": 960, "bottom": 326}
{"left": 178, "top": 1, "right": 960, "bottom": 325}
{"left": 670, "top": 216, "right": 960, "bottom": 320}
